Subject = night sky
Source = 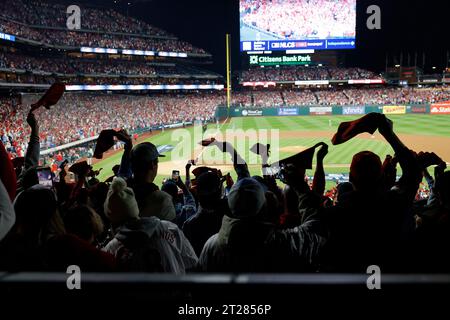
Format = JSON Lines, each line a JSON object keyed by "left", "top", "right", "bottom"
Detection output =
{"left": 110, "top": 0, "right": 449, "bottom": 75}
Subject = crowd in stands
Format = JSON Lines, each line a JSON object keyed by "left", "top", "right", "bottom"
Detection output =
{"left": 252, "top": 90, "right": 284, "bottom": 107}
{"left": 230, "top": 91, "right": 253, "bottom": 107}
{"left": 0, "top": 20, "right": 207, "bottom": 54}
{"left": 0, "top": 0, "right": 169, "bottom": 36}
{"left": 241, "top": 0, "right": 356, "bottom": 39}
{"left": 0, "top": 74, "right": 220, "bottom": 86}
{"left": 313, "top": 89, "right": 353, "bottom": 106}
{"left": 0, "top": 52, "right": 216, "bottom": 77}
{"left": 0, "top": 0, "right": 208, "bottom": 54}
{"left": 240, "top": 66, "right": 382, "bottom": 82}
{"left": 343, "top": 87, "right": 450, "bottom": 105}
{"left": 283, "top": 89, "right": 318, "bottom": 105}
{"left": 1, "top": 92, "right": 222, "bottom": 159}
{"left": 1, "top": 98, "right": 449, "bottom": 276}
{"left": 245, "top": 87, "right": 450, "bottom": 107}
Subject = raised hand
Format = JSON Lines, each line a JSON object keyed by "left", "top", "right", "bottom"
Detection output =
{"left": 316, "top": 143, "right": 329, "bottom": 162}
{"left": 378, "top": 114, "right": 394, "bottom": 138}
{"left": 26, "top": 111, "right": 39, "bottom": 132}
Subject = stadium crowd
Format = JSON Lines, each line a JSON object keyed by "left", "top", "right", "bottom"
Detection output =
{"left": 241, "top": 0, "right": 356, "bottom": 39}
{"left": 1, "top": 93, "right": 221, "bottom": 159}
{"left": 0, "top": 74, "right": 220, "bottom": 86}
{"left": 0, "top": 0, "right": 169, "bottom": 36}
{"left": 247, "top": 87, "right": 450, "bottom": 106}
{"left": 0, "top": 52, "right": 216, "bottom": 77}
{"left": 240, "top": 66, "right": 382, "bottom": 82}
{"left": 0, "top": 19, "right": 207, "bottom": 54}
{"left": 0, "top": 97, "right": 449, "bottom": 275}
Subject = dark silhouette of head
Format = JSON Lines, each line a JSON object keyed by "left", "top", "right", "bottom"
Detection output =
{"left": 436, "top": 171, "right": 450, "bottom": 208}
{"left": 130, "top": 142, "right": 160, "bottom": 183}
{"left": 161, "top": 180, "right": 181, "bottom": 204}
{"left": 196, "top": 171, "right": 222, "bottom": 209}
{"left": 349, "top": 151, "right": 382, "bottom": 192}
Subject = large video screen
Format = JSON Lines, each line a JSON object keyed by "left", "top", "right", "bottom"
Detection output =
{"left": 240, "top": 0, "right": 356, "bottom": 51}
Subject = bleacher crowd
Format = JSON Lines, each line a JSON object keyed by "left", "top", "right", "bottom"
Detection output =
{"left": 1, "top": 93, "right": 220, "bottom": 158}
{"left": 0, "top": 0, "right": 207, "bottom": 54}
{"left": 240, "top": 66, "right": 382, "bottom": 82}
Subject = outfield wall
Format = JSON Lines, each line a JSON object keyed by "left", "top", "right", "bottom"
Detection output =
{"left": 215, "top": 104, "right": 436, "bottom": 119}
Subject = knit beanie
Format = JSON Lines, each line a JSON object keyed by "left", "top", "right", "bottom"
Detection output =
{"left": 104, "top": 177, "right": 139, "bottom": 225}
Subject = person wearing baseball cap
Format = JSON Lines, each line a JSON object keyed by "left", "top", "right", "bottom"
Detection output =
{"left": 198, "top": 175, "right": 327, "bottom": 273}
{"left": 130, "top": 142, "right": 165, "bottom": 183}
{"left": 124, "top": 142, "right": 176, "bottom": 221}
{"left": 182, "top": 171, "right": 230, "bottom": 256}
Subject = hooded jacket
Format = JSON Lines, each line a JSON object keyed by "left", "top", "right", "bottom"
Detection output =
{"left": 198, "top": 192, "right": 327, "bottom": 273}
{"left": 104, "top": 216, "right": 197, "bottom": 274}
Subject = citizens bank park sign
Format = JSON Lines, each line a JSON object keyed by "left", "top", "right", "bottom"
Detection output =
{"left": 249, "top": 54, "right": 312, "bottom": 66}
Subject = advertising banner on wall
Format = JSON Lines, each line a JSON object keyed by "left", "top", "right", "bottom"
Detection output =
{"left": 409, "top": 106, "right": 428, "bottom": 114}
{"left": 431, "top": 101, "right": 450, "bottom": 114}
{"left": 383, "top": 105, "right": 406, "bottom": 115}
{"left": 278, "top": 108, "right": 299, "bottom": 116}
{"left": 342, "top": 106, "right": 366, "bottom": 115}
{"left": 242, "top": 109, "right": 263, "bottom": 117}
{"left": 310, "top": 106, "right": 332, "bottom": 115}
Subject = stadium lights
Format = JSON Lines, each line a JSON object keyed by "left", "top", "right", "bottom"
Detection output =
{"left": 432, "top": 66, "right": 437, "bottom": 69}
{"left": 395, "top": 64, "right": 401, "bottom": 68}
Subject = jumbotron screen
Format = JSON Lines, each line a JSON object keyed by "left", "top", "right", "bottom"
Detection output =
{"left": 240, "top": 0, "right": 356, "bottom": 51}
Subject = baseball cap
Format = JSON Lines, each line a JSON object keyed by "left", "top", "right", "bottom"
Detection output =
{"left": 227, "top": 178, "right": 266, "bottom": 218}
{"left": 196, "top": 171, "right": 221, "bottom": 196}
{"left": 130, "top": 142, "right": 165, "bottom": 172}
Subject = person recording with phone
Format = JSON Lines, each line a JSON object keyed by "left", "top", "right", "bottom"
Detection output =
{"left": 161, "top": 163, "right": 197, "bottom": 228}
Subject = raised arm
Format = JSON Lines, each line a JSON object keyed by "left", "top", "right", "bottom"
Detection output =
{"left": 378, "top": 115, "right": 422, "bottom": 202}
{"left": 208, "top": 139, "right": 250, "bottom": 181}
{"left": 312, "top": 143, "right": 328, "bottom": 197}
{"left": 185, "top": 161, "right": 192, "bottom": 190}
{"left": 116, "top": 130, "right": 133, "bottom": 179}
{"left": 24, "top": 111, "right": 40, "bottom": 170}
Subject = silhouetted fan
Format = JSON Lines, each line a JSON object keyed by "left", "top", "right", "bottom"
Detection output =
{"left": 30, "top": 82, "right": 65, "bottom": 111}
{"left": 332, "top": 113, "right": 381, "bottom": 145}
{"left": 94, "top": 129, "right": 117, "bottom": 159}
{"left": 11, "top": 157, "right": 25, "bottom": 169}
{"left": 69, "top": 161, "right": 91, "bottom": 176}
{"left": 192, "top": 166, "right": 221, "bottom": 178}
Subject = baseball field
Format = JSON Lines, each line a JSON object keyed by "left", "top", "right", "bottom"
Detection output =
{"left": 93, "top": 114, "right": 450, "bottom": 187}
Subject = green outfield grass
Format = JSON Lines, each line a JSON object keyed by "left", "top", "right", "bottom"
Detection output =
{"left": 94, "top": 114, "right": 450, "bottom": 189}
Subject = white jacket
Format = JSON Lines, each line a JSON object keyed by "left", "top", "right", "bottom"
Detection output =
{"left": 104, "top": 216, "right": 197, "bottom": 274}
{"left": 0, "top": 180, "right": 15, "bottom": 241}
